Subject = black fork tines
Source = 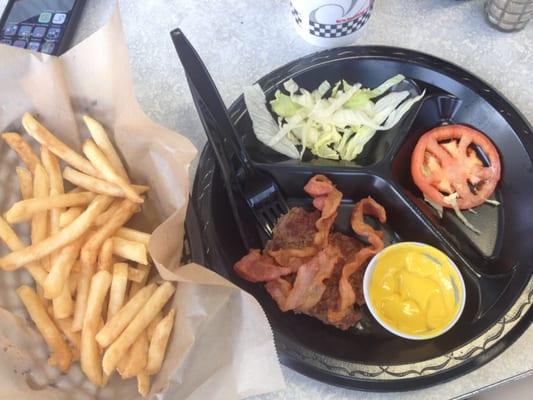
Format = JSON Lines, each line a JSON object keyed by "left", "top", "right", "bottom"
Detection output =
{"left": 257, "top": 202, "right": 285, "bottom": 234}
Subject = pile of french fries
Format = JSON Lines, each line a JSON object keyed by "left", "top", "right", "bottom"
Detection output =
{"left": 0, "top": 113, "right": 176, "bottom": 397}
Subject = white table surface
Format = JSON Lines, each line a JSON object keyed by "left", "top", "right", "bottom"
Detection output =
{"left": 2, "top": 0, "right": 532, "bottom": 398}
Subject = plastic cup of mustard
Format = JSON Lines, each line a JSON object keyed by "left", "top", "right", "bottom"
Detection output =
{"left": 363, "top": 242, "right": 466, "bottom": 340}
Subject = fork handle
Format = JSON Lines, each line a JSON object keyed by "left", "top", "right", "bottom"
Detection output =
{"left": 171, "top": 28, "right": 253, "bottom": 183}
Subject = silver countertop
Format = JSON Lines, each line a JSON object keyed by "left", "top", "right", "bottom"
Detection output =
{"left": 1, "top": 0, "right": 531, "bottom": 398}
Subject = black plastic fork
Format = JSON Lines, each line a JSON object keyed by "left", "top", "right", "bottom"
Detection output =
{"left": 170, "top": 29, "right": 288, "bottom": 247}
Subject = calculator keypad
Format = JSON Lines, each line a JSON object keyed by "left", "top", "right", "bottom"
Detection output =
{"left": 52, "top": 13, "right": 67, "bottom": 25}
{"left": 41, "top": 41, "right": 56, "bottom": 55}
{"left": 13, "top": 40, "right": 27, "bottom": 48}
{"left": 38, "top": 12, "right": 53, "bottom": 24}
{"left": 0, "top": 10, "right": 70, "bottom": 55}
{"left": 3, "top": 24, "right": 18, "bottom": 36}
{"left": 17, "top": 25, "right": 33, "bottom": 38}
{"left": 27, "top": 41, "right": 41, "bottom": 51}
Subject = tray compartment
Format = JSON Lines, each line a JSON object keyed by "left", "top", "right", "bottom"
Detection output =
{"left": 204, "top": 164, "right": 489, "bottom": 363}
{"left": 389, "top": 94, "right": 517, "bottom": 273}
{"left": 234, "top": 59, "right": 423, "bottom": 168}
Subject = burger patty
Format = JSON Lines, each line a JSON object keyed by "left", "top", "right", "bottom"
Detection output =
{"left": 268, "top": 207, "right": 319, "bottom": 251}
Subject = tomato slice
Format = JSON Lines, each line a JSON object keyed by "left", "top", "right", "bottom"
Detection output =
{"left": 411, "top": 125, "right": 501, "bottom": 209}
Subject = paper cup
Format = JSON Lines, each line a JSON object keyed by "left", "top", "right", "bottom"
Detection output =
{"left": 290, "top": 0, "right": 374, "bottom": 47}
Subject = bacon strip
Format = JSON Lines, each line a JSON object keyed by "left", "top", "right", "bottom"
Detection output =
{"left": 304, "top": 175, "right": 342, "bottom": 248}
{"left": 328, "top": 197, "right": 386, "bottom": 323}
{"left": 298, "top": 246, "right": 341, "bottom": 311}
{"left": 280, "top": 257, "right": 320, "bottom": 311}
{"left": 265, "top": 278, "right": 291, "bottom": 309}
{"left": 234, "top": 249, "right": 292, "bottom": 282}
{"left": 265, "top": 247, "right": 340, "bottom": 312}
{"left": 268, "top": 247, "right": 317, "bottom": 270}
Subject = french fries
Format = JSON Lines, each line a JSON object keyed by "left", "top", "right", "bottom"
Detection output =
{"left": 97, "top": 237, "right": 114, "bottom": 272}
{"left": 119, "top": 331, "right": 148, "bottom": 378}
{"left": 69, "top": 269, "right": 80, "bottom": 296}
{"left": 1, "top": 115, "right": 174, "bottom": 397}
{"left": 31, "top": 165, "right": 50, "bottom": 271}
{"left": 146, "top": 312, "right": 162, "bottom": 340}
{"left": 116, "top": 227, "right": 151, "bottom": 246}
{"left": 73, "top": 199, "right": 138, "bottom": 330}
{"left": 2, "top": 132, "right": 41, "bottom": 172}
{"left": 63, "top": 166, "right": 149, "bottom": 198}
{"left": 0, "top": 216, "right": 25, "bottom": 255}
{"left": 96, "top": 283, "right": 157, "bottom": 348}
{"left": 53, "top": 281, "right": 74, "bottom": 319}
{"left": 82, "top": 139, "right": 143, "bottom": 204}
{"left": 102, "top": 282, "right": 175, "bottom": 375}
{"left": 107, "top": 263, "right": 129, "bottom": 320}
{"left": 83, "top": 115, "right": 130, "bottom": 182}
{"left": 41, "top": 147, "right": 64, "bottom": 237}
{"left": 129, "top": 263, "right": 151, "bottom": 298}
{"left": 22, "top": 113, "right": 98, "bottom": 176}
{"left": 16, "top": 167, "right": 33, "bottom": 199}
{"left": 128, "top": 266, "right": 148, "bottom": 283}
{"left": 81, "top": 198, "right": 138, "bottom": 268}
{"left": 72, "top": 271, "right": 93, "bottom": 332}
{"left": 55, "top": 317, "right": 81, "bottom": 351}
{"left": 43, "top": 235, "right": 85, "bottom": 299}
{"left": 59, "top": 206, "right": 83, "bottom": 228}
{"left": 0, "top": 195, "right": 112, "bottom": 270}
{"left": 0, "top": 216, "right": 47, "bottom": 285}
{"left": 94, "top": 199, "right": 123, "bottom": 226}
{"left": 113, "top": 236, "right": 148, "bottom": 265}
{"left": 137, "top": 371, "right": 151, "bottom": 397}
{"left": 146, "top": 309, "right": 175, "bottom": 375}
{"left": 81, "top": 270, "right": 112, "bottom": 386}
{"left": 16, "top": 285, "right": 73, "bottom": 372}
{"left": 5, "top": 192, "right": 97, "bottom": 223}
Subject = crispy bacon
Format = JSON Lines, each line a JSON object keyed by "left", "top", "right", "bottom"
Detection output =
{"left": 264, "top": 278, "right": 291, "bottom": 310}
{"left": 298, "top": 246, "right": 341, "bottom": 311}
{"left": 304, "top": 175, "right": 342, "bottom": 248}
{"left": 265, "top": 246, "right": 340, "bottom": 312}
{"left": 234, "top": 249, "right": 292, "bottom": 282}
{"left": 329, "top": 197, "right": 386, "bottom": 323}
{"left": 268, "top": 248, "right": 317, "bottom": 270}
{"left": 266, "top": 257, "right": 319, "bottom": 312}
{"left": 233, "top": 175, "right": 388, "bottom": 331}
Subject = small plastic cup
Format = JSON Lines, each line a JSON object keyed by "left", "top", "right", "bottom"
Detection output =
{"left": 363, "top": 242, "right": 466, "bottom": 340}
{"left": 290, "top": 0, "right": 374, "bottom": 47}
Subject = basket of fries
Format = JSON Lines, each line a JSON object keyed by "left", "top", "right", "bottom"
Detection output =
{"left": 1, "top": 112, "right": 180, "bottom": 396}
{"left": 0, "top": 6, "right": 284, "bottom": 400}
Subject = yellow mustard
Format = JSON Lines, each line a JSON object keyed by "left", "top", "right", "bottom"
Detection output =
{"left": 369, "top": 243, "right": 463, "bottom": 337}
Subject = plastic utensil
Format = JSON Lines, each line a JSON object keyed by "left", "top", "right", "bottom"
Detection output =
{"left": 170, "top": 29, "right": 288, "bottom": 245}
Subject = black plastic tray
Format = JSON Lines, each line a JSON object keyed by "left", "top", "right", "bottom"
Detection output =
{"left": 189, "top": 46, "right": 533, "bottom": 391}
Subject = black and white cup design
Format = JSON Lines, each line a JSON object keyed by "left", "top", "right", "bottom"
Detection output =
{"left": 291, "top": 0, "right": 374, "bottom": 46}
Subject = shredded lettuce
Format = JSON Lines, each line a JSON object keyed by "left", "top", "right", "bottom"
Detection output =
{"left": 245, "top": 74, "right": 424, "bottom": 161}
{"left": 425, "top": 193, "right": 500, "bottom": 234}
{"left": 424, "top": 195, "right": 444, "bottom": 218}
{"left": 243, "top": 85, "right": 299, "bottom": 159}
{"left": 443, "top": 193, "right": 481, "bottom": 234}
{"left": 270, "top": 91, "right": 301, "bottom": 117}
{"left": 484, "top": 199, "right": 500, "bottom": 206}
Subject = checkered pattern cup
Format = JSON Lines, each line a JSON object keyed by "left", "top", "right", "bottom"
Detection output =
{"left": 290, "top": 0, "right": 374, "bottom": 47}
